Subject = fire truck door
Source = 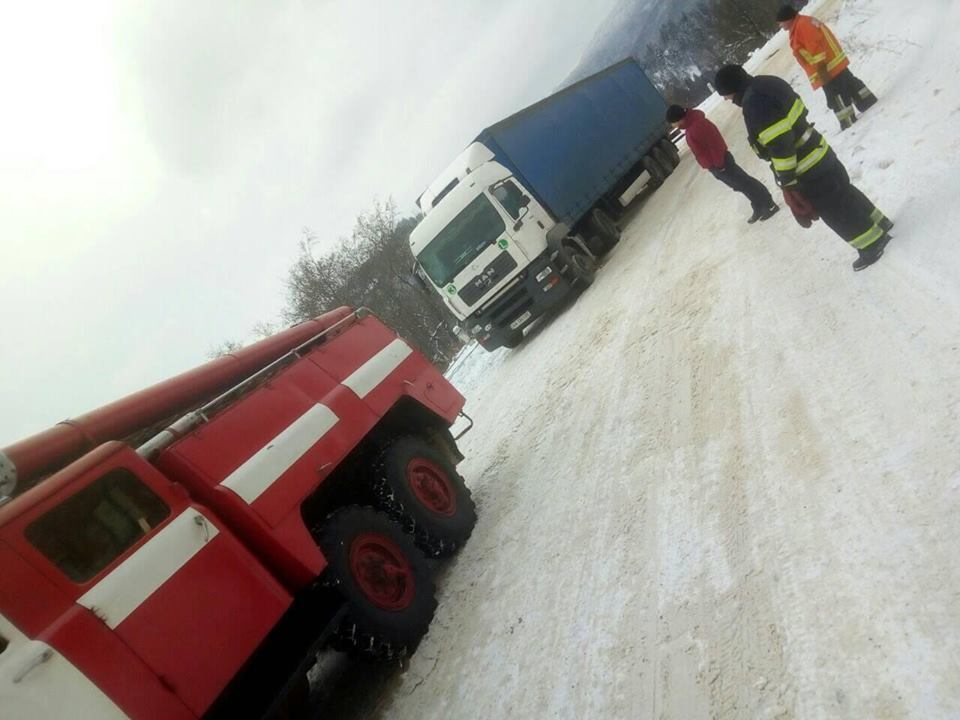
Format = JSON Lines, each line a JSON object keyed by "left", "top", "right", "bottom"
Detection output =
{"left": 15, "top": 452, "right": 292, "bottom": 717}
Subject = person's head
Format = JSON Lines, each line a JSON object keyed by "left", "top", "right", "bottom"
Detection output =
{"left": 665, "top": 105, "right": 687, "bottom": 128}
{"left": 776, "top": 5, "right": 799, "bottom": 30}
{"left": 714, "top": 64, "right": 752, "bottom": 104}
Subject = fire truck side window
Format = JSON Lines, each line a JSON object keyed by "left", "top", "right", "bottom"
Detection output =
{"left": 25, "top": 469, "right": 170, "bottom": 583}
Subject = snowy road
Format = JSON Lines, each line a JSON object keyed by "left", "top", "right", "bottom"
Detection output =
{"left": 351, "top": 1, "right": 960, "bottom": 718}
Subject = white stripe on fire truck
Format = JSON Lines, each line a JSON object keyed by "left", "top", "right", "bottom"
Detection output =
{"left": 342, "top": 338, "right": 412, "bottom": 398}
{"left": 77, "top": 509, "right": 219, "bottom": 630}
{"left": 1, "top": 612, "right": 128, "bottom": 718}
{"left": 221, "top": 403, "right": 339, "bottom": 504}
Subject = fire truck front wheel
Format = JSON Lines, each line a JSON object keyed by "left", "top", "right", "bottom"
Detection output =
{"left": 317, "top": 506, "right": 437, "bottom": 661}
{"left": 375, "top": 437, "right": 478, "bottom": 558}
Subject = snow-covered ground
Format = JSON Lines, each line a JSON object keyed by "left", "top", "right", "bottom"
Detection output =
{"left": 370, "top": 0, "right": 960, "bottom": 717}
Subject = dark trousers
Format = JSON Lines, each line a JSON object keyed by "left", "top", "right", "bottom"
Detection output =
{"left": 823, "top": 68, "right": 878, "bottom": 129}
{"left": 710, "top": 152, "right": 774, "bottom": 212}
{"left": 798, "top": 160, "right": 887, "bottom": 250}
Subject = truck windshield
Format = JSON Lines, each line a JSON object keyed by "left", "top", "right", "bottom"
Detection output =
{"left": 418, "top": 195, "right": 506, "bottom": 286}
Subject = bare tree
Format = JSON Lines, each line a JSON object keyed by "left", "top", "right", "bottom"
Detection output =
{"left": 283, "top": 200, "right": 462, "bottom": 366}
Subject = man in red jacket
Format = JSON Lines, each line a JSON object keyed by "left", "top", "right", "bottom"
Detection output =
{"left": 667, "top": 104, "right": 778, "bottom": 223}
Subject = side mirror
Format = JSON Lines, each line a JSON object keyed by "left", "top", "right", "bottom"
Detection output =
{"left": 512, "top": 205, "right": 530, "bottom": 231}
{"left": 409, "top": 262, "right": 430, "bottom": 292}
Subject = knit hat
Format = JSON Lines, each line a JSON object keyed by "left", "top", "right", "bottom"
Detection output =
{"left": 776, "top": 5, "right": 799, "bottom": 21}
{"left": 665, "top": 105, "right": 687, "bottom": 123}
{"left": 714, "top": 65, "right": 751, "bottom": 96}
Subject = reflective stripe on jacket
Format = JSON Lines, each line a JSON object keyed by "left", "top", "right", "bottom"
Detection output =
{"left": 740, "top": 75, "right": 835, "bottom": 187}
{"left": 789, "top": 15, "right": 850, "bottom": 89}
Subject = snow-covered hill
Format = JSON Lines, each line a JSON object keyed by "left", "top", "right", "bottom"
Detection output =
{"left": 362, "top": 0, "right": 960, "bottom": 717}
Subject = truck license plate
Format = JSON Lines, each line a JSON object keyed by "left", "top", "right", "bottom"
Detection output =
{"left": 509, "top": 311, "right": 531, "bottom": 330}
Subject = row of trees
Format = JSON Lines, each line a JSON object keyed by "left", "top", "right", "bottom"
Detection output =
{"left": 284, "top": 200, "right": 462, "bottom": 365}
{"left": 639, "top": 0, "right": 791, "bottom": 106}
{"left": 213, "top": 200, "right": 463, "bottom": 367}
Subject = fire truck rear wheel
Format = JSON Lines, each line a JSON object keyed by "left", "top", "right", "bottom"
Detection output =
{"left": 317, "top": 506, "right": 437, "bottom": 661}
{"left": 374, "top": 437, "right": 477, "bottom": 558}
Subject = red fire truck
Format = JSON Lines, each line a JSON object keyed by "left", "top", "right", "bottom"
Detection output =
{"left": 0, "top": 307, "right": 476, "bottom": 719}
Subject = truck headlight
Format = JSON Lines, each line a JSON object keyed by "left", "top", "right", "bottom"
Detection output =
{"left": 535, "top": 267, "right": 553, "bottom": 283}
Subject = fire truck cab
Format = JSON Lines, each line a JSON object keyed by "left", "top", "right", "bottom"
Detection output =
{"left": 0, "top": 307, "right": 476, "bottom": 719}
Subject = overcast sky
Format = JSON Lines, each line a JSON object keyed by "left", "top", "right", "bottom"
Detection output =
{"left": 0, "top": 0, "right": 619, "bottom": 445}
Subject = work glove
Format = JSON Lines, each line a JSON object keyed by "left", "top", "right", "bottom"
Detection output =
{"left": 782, "top": 187, "right": 819, "bottom": 229}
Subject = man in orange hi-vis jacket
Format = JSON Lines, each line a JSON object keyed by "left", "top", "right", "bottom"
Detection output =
{"left": 776, "top": 5, "right": 878, "bottom": 131}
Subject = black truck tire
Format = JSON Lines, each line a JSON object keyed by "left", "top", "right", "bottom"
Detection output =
{"left": 503, "top": 330, "right": 524, "bottom": 349}
{"left": 643, "top": 155, "right": 667, "bottom": 185}
{"left": 591, "top": 208, "right": 621, "bottom": 249}
{"left": 585, "top": 234, "right": 607, "bottom": 257}
{"left": 659, "top": 138, "right": 680, "bottom": 167}
{"left": 652, "top": 145, "right": 674, "bottom": 175}
{"left": 373, "top": 437, "right": 477, "bottom": 557}
{"left": 560, "top": 245, "right": 596, "bottom": 287}
{"left": 316, "top": 506, "right": 437, "bottom": 661}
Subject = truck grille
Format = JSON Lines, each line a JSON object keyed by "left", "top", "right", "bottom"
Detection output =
{"left": 458, "top": 251, "right": 518, "bottom": 307}
{"left": 482, "top": 271, "right": 534, "bottom": 328}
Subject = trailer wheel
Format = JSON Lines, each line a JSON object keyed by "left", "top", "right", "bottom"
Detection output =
{"left": 374, "top": 437, "right": 477, "bottom": 558}
{"left": 643, "top": 155, "right": 667, "bottom": 185}
{"left": 317, "top": 506, "right": 436, "bottom": 661}
{"left": 653, "top": 145, "right": 674, "bottom": 175}
{"left": 659, "top": 138, "right": 680, "bottom": 167}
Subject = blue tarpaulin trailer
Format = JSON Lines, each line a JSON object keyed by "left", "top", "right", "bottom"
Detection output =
{"left": 475, "top": 58, "right": 669, "bottom": 227}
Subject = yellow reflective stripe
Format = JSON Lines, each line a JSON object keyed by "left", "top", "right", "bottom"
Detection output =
{"left": 797, "top": 137, "right": 829, "bottom": 174}
{"left": 826, "top": 52, "right": 847, "bottom": 71}
{"left": 851, "top": 224, "right": 883, "bottom": 250}
{"left": 800, "top": 49, "right": 827, "bottom": 64}
{"left": 772, "top": 156, "right": 798, "bottom": 171}
{"left": 870, "top": 207, "right": 885, "bottom": 224}
{"left": 795, "top": 127, "right": 814, "bottom": 147}
{"left": 758, "top": 99, "right": 806, "bottom": 146}
{"left": 823, "top": 25, "right": 844, "bottom": 58}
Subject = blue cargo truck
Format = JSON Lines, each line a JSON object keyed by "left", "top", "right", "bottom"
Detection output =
{"left": 410, "top": 58, "right": 679, "bottom": 351}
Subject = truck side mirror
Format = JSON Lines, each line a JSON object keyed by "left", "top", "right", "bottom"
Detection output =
{"left": 512, "top": 205, "right": 530, "bottom": 231}
{"left": 409, "top": 262, "right": 430, "bottom": 292}
{"left": 520, "top": 195, "right": 531, "bottom": 208}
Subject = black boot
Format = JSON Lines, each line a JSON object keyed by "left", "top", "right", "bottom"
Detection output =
{"left": 879, "top": 216, "right": 894, "bottom": 233}
{"left": 856, "top": 90, "right": 878, "bottom": 113}
{"left": 748, "top": 203, "right": 779, "bottom": 224}
{"left": 758, "top": 204, "right": 780, "bottom": 222}
{"left": 852, "top": 233, "right": 891, "bottom": 272}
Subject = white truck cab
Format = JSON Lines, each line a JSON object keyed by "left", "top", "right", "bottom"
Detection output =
{"left": 411, "top": 144, "right": 597, "bottom": 350}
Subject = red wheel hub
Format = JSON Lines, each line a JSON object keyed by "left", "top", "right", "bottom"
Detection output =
{"left": 406, "top": 459, "right": 457, "bottom": 517}
{"left": 348, "top": 534, "right": 415, "bottom": 611}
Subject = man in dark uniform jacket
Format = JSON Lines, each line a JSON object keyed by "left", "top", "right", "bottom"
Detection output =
{"left": 714, "top": 64, "right": 892, "bottom": 271}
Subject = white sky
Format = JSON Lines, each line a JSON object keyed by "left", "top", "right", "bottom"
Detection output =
{"left": 0, "top": 0, "right": 619, "bottom": 445}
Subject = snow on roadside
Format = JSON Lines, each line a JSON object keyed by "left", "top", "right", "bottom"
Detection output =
{"left": 378, "top": 1, "right": 960, "bottom": 718}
